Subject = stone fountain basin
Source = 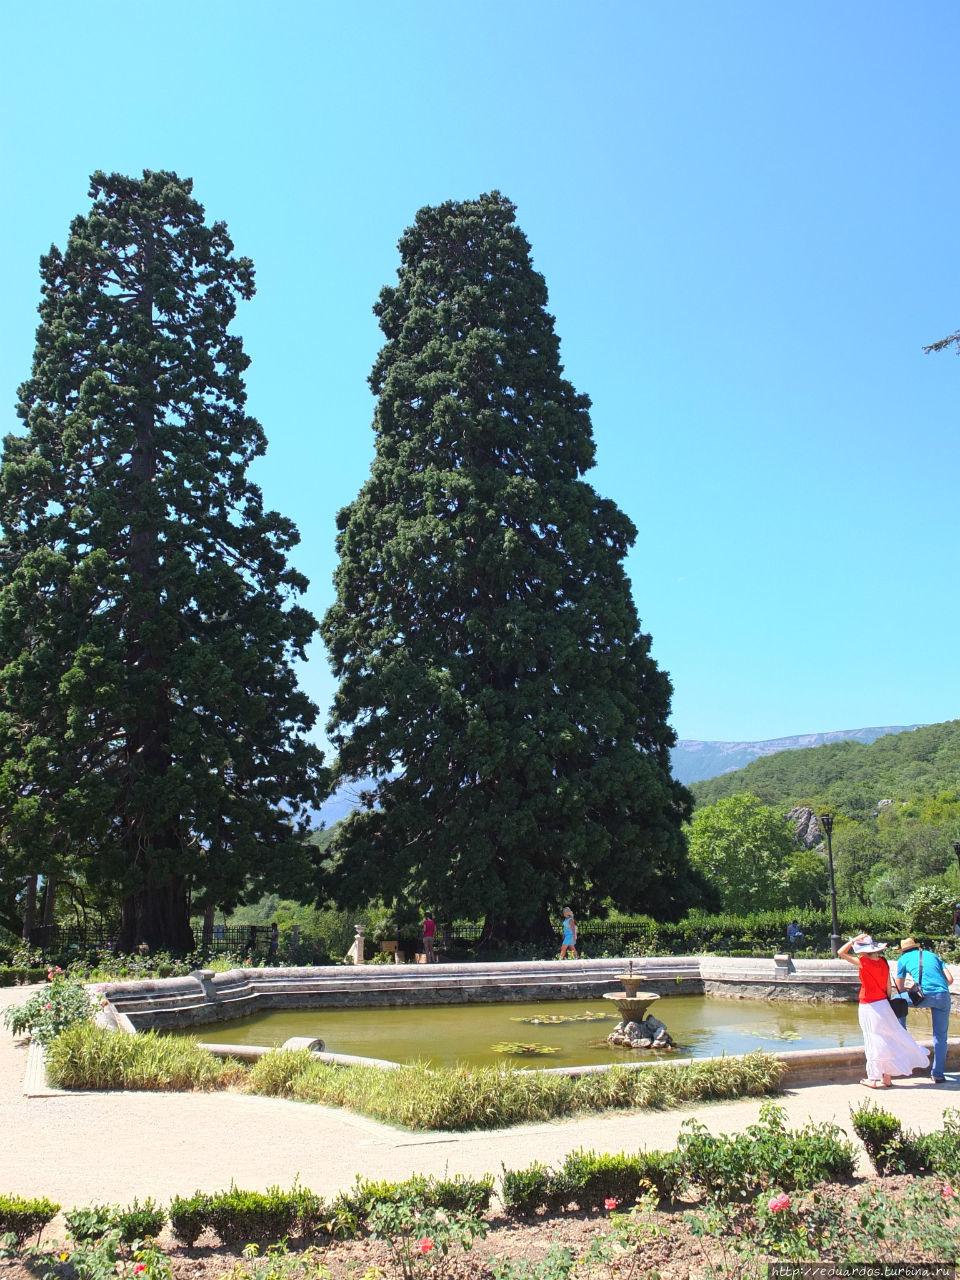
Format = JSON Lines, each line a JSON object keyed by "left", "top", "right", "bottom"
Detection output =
{"left": 602, "top": 990, "right": 661, "bottom": 1021}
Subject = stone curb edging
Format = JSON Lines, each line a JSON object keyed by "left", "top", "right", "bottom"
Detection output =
{"left": 23, "top": 1039, "right": 65, "bottom": 1097}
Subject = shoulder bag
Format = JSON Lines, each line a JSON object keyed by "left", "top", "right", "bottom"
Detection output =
{"left": 888, "top": 993, "right": 908, "bottom": 1018}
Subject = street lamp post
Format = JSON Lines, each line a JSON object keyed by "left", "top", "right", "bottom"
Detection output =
{"left": 819, "top": 813, "right": 841, "bottom": 957}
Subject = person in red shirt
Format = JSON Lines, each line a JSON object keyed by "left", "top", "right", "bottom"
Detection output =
{"left": 838, "top": 933, "right": 929, "bottom": 1089}
{"left": 422, "top": 913, "right": 436, "bottom": 963}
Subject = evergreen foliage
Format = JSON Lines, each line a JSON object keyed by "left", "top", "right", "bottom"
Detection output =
{"left": 0, "top": 171, "right": 324, "bottom": 951}
{"left": 321, "top": 193, "right": 695, "bottom": 940}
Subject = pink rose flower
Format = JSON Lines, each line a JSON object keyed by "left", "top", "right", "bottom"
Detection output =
{"left": 134, "top": 1264, "right": 147, "bottom": 1274}
{"left": 768, "top": 1193, "right": 791, "bottom": 1213}
{"left": 943, "top": 1184, "right": 957, "bottom": 1200}
{"left": 604, "top": 1197, "right": 619, "bottom": 1210}
{"left": 416, "top": 1238, "right": 434, "bottom": 1254}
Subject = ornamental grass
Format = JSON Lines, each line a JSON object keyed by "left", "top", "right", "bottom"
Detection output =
{"left": 246, "top": 1048, "right": 784, "bottom": 1131}
{"left": 44, "top": 1026, "right": 783, "bottom": 1129}
{"left": 45, "top": 1024, "right": 246, "bottom": 1092}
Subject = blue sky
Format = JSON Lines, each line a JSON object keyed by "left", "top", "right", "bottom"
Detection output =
{"left": 2, "top": 1, "right": 959, "bottom": 747}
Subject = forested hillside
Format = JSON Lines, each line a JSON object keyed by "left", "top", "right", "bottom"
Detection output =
{"left": 691, "top": 720, "right": 960, "bottom": 819}
{"left": 689, "top": 720, "right": 960, "bottom": 915}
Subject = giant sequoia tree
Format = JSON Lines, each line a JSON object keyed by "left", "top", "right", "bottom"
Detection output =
{"left": 0, "top": 171, "right": 324, "bottom": 951}
{"left": 322, "top": 193, "right": 697, "bottom": 941}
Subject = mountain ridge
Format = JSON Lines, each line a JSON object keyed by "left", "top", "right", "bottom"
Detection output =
{"left": 314, "top": 724, "right": 923, "bottom": 823}
{"left": 670, "top": 725, "right": 920, "bottom": 785}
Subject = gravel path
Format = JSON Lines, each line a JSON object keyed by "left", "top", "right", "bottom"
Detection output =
{"left": 3, "top": 983, "right": 959, "bottom": 1209}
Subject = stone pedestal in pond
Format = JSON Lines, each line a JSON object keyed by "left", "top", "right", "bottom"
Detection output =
{"left": 607, "top": 1011, "right": 673, "bottom": 1049}
{"left": 603, "top": 969, "right": 675, "bottom": 1050}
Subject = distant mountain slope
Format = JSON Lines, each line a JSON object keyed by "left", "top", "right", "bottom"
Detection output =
{"left": 689, "top": 720, "right": 960, "bottom": 819}
{"left": 312, "top": 723, "right": 942, "bottom": 828}
{"left": 670, "top": 726, "right": 919, "bottom": 786}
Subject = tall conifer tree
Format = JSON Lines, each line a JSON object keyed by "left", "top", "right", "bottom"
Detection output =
{"left": 322, "top": 193, "right": 696, "bottom": 940}
{"left": 0, "top": 171, "right": 324, "bottom": 951}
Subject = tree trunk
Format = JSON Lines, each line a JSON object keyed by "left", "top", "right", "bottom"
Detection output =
{"left": 201, "top": 903, "right": 215, "bottom": 949}
{"left": 115, "top": 238, "right": 188, "bottom": 958}
{"left": 21, "top": 875, "right": 37, "bottom": 942}
{"left": 117, "top": 874, "right": 194, "bottom": 954}
{"left": 40, "top": 874, "right": 58, "bottom": 928}
{"left": 480, "top": 902, "right": 555, "bottom": 948}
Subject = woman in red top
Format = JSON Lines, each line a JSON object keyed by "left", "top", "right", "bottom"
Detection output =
{"left": 838, "top": 933, "right": 929, "bottom": 1089}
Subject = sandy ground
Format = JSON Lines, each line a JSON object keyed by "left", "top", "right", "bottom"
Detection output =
{"left": 3, "top": 983, "right": 960, "bottom": 1210}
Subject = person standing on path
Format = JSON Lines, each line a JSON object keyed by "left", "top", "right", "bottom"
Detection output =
{"left": 895, "top": 936, "right": 954, "bottom": 1084}
{"left": 422, "top": 913, "right": 436, "bottom": 963}
{"left": 559, "top": 907, "right": 578, "bottom": 959}
{"left": 837, "top": 933, "right": 929, "bottom": 1089}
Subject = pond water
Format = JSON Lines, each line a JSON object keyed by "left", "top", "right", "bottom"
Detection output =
{"left": 178, "top": 996, "right": 960, "bottom": 1069}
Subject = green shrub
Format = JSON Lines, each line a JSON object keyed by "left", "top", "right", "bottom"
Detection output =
{"left": 0, "top": 1193, "right": 60, "bottom": 1248}
{"left": 918, "top": 1108, "right": 960, "bottom": 1178}
{"left": 2, "top": 971, "right": 94, "bottom": 1045}
{"left": 674, "top": 1102, "right": 856, "bottom": 1202}
{"left": 552, "top": 1149, "right": 679, "bottom": 1210}
{"left": 168, "top": 1192, "right": 213, "bottom": 1246}
{"left": 329, "top": 1173, "right": 493, "bottom": 1235}
{"left": 65, "top": 1203, "right": 121, "bottom": 1240}
{"left": 206, "top": 1185, "right": 323, "bottom": 1244}
{"left": 366, "top": 1200, "right": 485, "bottom": 1279}
{"left": 65, "top": 1198, "right": 165, "bottom": 1243}
{"left": 115, "top": 1197, "right": 166, "bottom": 1243}
{"left": 903, "top": 885, "right": 957, "bottom": 938}
{"left": 850, "top": 1100, "right": 932, "bottom": 1175}
{"left": 501, "top": 1162, "right": 553, "bottom": 1218}
{"left": 0, "top": 967, "right": 47, "bottom": 987}
{"left": 429, "top": 1173, "right": 494, "bottom": 1215}
{"left": 330, "top": 1176, "right": 424, "bottom": 1235}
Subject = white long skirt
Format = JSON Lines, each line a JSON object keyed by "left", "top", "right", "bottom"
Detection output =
{"left": 859, "top": 998, "right": 930, "bottom": 1080}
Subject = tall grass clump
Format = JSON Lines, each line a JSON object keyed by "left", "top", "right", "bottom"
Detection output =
{"left": 247, "top": 1050, "right": 783, "bottom": 1131}
{"left": 45, "top": 1024, "right": 246, "bottom": 1091}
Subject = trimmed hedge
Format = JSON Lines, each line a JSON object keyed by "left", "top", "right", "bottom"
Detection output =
{"left": 501, "top": 1105, "right": 856, "bottom": 1216}
{"left": 611, "top": 907, "right": 909, "bottom": 958}
{"left": 168, "top": 1174, "right": 495, "bottom": 1246}
{"left": 0, "top": 1194, "right": 60, "bottom": 1247}
{"left": 0, "top": 967, "right": 47, "bottom": 987}
{"left": 501, "top": 1149, "right": 679, "bottom": 1218}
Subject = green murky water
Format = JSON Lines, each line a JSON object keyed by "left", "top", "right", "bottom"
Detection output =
{"left": 178, "top": 996, "right": 960, "bottom": 1069}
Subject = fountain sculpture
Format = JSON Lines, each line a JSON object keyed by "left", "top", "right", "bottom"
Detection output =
{"left": 602, "top": 960, "right": 674, "bottom": 1050}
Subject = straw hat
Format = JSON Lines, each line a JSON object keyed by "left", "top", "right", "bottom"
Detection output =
{"left": 899, "top": 937, "right": 920, "bottom": 952}
{"left": 852, "top": 935, "right": 887, "bottom": 954}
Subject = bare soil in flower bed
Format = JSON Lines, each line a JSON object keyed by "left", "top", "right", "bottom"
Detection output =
{"left": 3, "top": 1176, "right": 953, "bottom": 1280}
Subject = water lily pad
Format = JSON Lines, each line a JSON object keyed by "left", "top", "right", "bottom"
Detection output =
{"left": 509, "top": 1011, "right": 615, "bottom": 1024}
{"left": 491, "top": 1041, "right": 562, "bottom": 1055}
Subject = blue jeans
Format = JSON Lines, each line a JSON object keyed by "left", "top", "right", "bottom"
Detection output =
{"left": 897, "top": 991, "right": 952, "bottom": 1079}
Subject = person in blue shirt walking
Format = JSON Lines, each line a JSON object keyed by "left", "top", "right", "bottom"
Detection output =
{"left": 895, "top": 937, "right": 954, "bottom": 1083}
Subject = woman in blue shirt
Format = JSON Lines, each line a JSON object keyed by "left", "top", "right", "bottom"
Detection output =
{"left": 895, "top": 937, "right": 954, "bottom": 1083}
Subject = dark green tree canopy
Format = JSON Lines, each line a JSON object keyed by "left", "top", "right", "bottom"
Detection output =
{"left": 322, "top": 193, "right": 696, "bottom": 939}
{"left": 0, "top": 170, "right": 325, "bottom": 950}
